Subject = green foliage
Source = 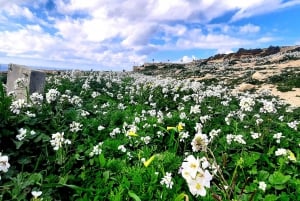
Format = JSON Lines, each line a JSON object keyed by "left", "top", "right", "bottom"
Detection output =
{"left": 268, "top": 70, "right": 300, "bottom": 91}
{"left": 0, "top": 71, "right": 299, "bottom": 200}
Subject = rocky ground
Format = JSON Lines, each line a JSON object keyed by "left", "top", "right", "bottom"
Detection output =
{"left": 134, "top": 45, "right": 300, "bottom": 107}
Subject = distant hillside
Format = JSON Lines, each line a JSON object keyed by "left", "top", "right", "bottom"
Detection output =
{"left": 133, "top": 45, "right": 300, "bottom": 79}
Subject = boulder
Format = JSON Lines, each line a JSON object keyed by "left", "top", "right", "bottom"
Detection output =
{"left": 252, "top": 71, "right": 267, "bottom": 81}
{"left": 6, "top": 64, "right": 45, "bottom": 100}
{"left": 237, "top": 83, "right": 256, "bottom": 92}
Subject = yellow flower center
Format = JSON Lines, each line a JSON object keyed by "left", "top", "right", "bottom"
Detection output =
{"left": 196, "top": 183, "right": 202, "bottom": 190}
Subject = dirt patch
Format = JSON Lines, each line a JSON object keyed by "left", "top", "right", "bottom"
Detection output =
{"left": 258, "top": 84, "right": 300, "bottom": 107}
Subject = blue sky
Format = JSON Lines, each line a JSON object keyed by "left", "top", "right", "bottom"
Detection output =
{"left": 0, "top": 0, "right": 300, "bottom": 71}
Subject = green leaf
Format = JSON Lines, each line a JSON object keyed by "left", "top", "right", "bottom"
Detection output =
{"left": 128, "top": 191, "right": 141, "bottom": 201}
{"left": 17, "top": 157, "right": 31, "bottom": 165}
{"left": 174, "top": 193, "right": 189, "bottom": 201}
{"left": 264, "top": 194, "right": 278, "bottom": 201}
{"left": 273, "top": 184, "right": 286, "bottom": 190}
{"left": 99, "top": 153, "right": 106, "bottom": 167}
{"left": 59, "top": 175, "right": 69, "bottom": 185}
{"left": 14, "top": 140, "right": 24, "bottom": 150}
{"left": 62, "top": 184, "right": 94, "bottom": 193}
{"left": 258, "top": 170, "right": 270, "bottom": 181}
{"left": 279, "top": 192, "right": 291, "bottom": 201}
{"left": 269, "top": 171, "right": 291, "bottom": 185}
{"left": 242, "top": 151, "right": 261, "bottom": 167}
{"left": 103, "top": 171, "right": 110, "bottom": 183}
{"left": 89, "top": 158, "right": 94, "bottom": 166}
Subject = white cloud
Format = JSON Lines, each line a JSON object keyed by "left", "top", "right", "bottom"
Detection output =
{"left": 174, "top": 29, "right": 249, "bottom": 50}
{"left": 216, "top": 48, "right": 234, "bottom": 54}
{"left": 179, "top": 55, "right": 197, "bottom": 63}
{"left": 239, "top": 24, "right": 260, "bottom": 34}
{"left": 257, "top": 37, "right": 276, "bottom": 43}
{"left": 0, "top": 0, "right": 298, "bottom": 70}
{"left": 0, "top": 3, "right": 35, "bottom": 20}
{"left": 0, "top": 25, "right": 56, "bottom": 55}
{"left": 230, "top": 0, "right": 300, "bottom": 21}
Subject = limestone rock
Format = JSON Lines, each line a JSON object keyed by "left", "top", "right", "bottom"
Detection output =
{"left": 6, "top": 64, "right": 45, "bottom": 100}
{"left": 237, "top": 83, "right": 256, "bottom": 92}
{"left": 252, "top": 71, "right": 267, "bottom": 81}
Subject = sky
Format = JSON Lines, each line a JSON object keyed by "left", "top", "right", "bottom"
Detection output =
{"left": 0, "top": 0, "right": 300, "bottom": 71}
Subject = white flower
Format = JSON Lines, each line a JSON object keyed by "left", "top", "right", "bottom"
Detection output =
{"left": 209, "top": 129, "right": 221, "bottom": 141}
{"left": 110, "top": 127, "right": 121, "bottom": 138}
{"left": 225, "top": 116, "right": 231, "bottom": 125}
{"left": 275, "top": 148, "right": 287, "bottom": 156}
{"left": 10, "top": 99, "right": 27, "bottom": 114}
{"left": 173, "top": 94, "right": 179, "bottom": 102}
{"left": 190, "top": 105, "right": 201, "bottom": 114}
{"left": 98, "top": 125, "right": 105, "bottom": 131}
{"left": 186, "top": 169, "right": 213, "bottom": 197}
{"left": 80, "top": 110, "right": 90, "bottom": 117}
{"left": 50, "top": 132, "right": 71, "bottom": 151}
{"left": 30, "top": 130, "right": 36, "bottom": 135}
{"left": 226, "top": 134, "right": 235, "bottom": 144}
{"left": 260, "top": 100, "right": 277, "bottom": 113}
{"left": 258, "top": 181, "right": 267, "bottom": 191}
{"left": 156, "top": 131, "right": 164, "bottom": 138}
{"left": 127, "top": 152, "right": 133, "bottom": 160}
{"left": 89, "top": 142, "right": 103, "bottom": 157}
{"left": 234, "top": 135, "right": 246, "bottom": 144}
{"left": 256, "top": 118, "right": 263, "bottom": 125}
{"left": 194, "top": 123, "right": 203, "bottom": 133}
{"left": 141, "top": 136, "right": 151, "bottom": 144}
{"left": 16, "top": 128, "right": 27, "bottom": 141}
{"left": 30, "top": 92, "right": 44, "bottom": 105}
{"left": 273, "top": 132, "right": 285, "bottom": 143}
{"left": 287, "top": 120, "right": 299, "bottom": 131}
{"left": 46, "top": 88, "right": 60, "bottom": 103}
{"left": 160, "top": 172, "right": 174, "bottom": 189}
{"left": 179, "top": 131, "right": 189, "bottom": 142}
{"left": 0, "top": 153, "right": 10, "bottom": 172}
{"left": 31, "top": 191, "right": 42, "bottom": 198}
{"left": 25, "top": 111, "right": 36, "bottom": 117}
{"left": 199, "top": 157, "right": 211, "bottom": 169}
{"left": 239, "top": 97, "right": 255, "bottom": 112}
{"left": 166, "top": 112, "right": 172, "bottom": 118}
{"left": 134, "top": 117, "right": 141, "bottom": 123}
{"left": 118, "top": 145, "right": 127, "bottom": 153}
{"left": 179, "top": 112, "right": 187, "bottom": 120}
{"left": 226, "top": 134, "right": 246, "bottom": 144}
{"left": 82, "top": 82, "right": 90, "bottom": 90}
{"left": 70, "top": 121, "right": 82, "bottom": 133}
{"left": 181, "top": 155, "right": 200, "bottom": 180}
{"left": 70, "top": 96, "right": 82, "bottom": 107}
{"left": 187, "top": 177, "right": 207, "bottom": 197}
{"left": 118, "top": 103, "right": 126, "bottom": 110}
{"left": 250, "top": 132, "right": 261, "bottom": 139}
{"left": 191, "top": 133, "right": 209, "bottom": 152}
{"left": 278, "top": 116, "right": 284, "bottom": 122}
{"left": 200, "top": 115, "right": 211, "bottom": 124}
{"left": 91, "top": 91, "right": 100, "bottom": 98}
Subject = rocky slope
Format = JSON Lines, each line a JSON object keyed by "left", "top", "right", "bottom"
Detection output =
{"left": 134, "top": 45, "right": 300, "bottom": 107}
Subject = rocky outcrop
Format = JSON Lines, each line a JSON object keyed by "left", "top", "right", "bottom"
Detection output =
{"left": 133, "top": 45, "right": 300, "bottom": 81}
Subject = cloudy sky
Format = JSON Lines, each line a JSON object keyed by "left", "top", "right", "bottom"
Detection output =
{"left": 0, "top": 0, "right": 300, "bottom": 71}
